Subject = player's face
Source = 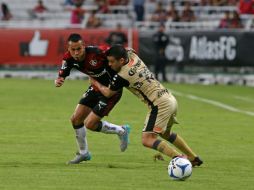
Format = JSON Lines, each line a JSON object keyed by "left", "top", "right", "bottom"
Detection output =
{"left": 68, "top": 40, "right": 85, "bottom": 61}
{"left": 107, "top": 56, "right": 124, "bottom": 72}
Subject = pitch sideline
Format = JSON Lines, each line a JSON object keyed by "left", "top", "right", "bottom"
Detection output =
{"left": 171, "top": 90, "right": 254, "bottom": 117}
{"left": 233, "top": 96, "right": 254, "bottom": 104}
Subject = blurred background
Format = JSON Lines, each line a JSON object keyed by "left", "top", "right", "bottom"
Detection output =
{"left": 1, "top": 0, "right": 254, "bottom": 86}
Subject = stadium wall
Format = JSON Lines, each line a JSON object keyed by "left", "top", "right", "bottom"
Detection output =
{"left": 1, "top": 29, "right": 254, "bottom": 86}
{"left": 139, "top": 30, "right": 254, "bottom": 67}
{"left": 0, "top": 28, "right": 139, "bottom": 66}
{"left": 1, "top": 29, "right": 254, "bottom": 69}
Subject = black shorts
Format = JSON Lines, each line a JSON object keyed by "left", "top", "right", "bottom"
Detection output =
{"left": 79, "top": 85, "right": 122, "bottom": 118}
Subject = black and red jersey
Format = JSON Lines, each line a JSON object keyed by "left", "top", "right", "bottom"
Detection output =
{"left": 58, "top": 46, "right": 116, "bottom": 87}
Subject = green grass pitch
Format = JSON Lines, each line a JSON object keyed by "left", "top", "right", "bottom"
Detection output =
{"left": 0, "top": 78, "right": 254, "bottom": 190}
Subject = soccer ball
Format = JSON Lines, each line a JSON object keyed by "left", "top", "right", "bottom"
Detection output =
{"left": 168, "top": 157, "right": 192, "bottom": 181}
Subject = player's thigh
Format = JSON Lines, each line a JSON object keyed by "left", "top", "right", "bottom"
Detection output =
{"left": 84, "top": 111, "right": 102, "bottom": 130}
{"left": 143, "top": 95, "right": 177, "bottom": 134}
{"left": 155, "top": 98, "right": 177, "bottom": 134}
{"left": 142, "top": 132, "right": 158, "bottom": 147}
{"left": 166, "top": 94, "right": 179, "bottom": 129}
{"left": 71, "top": 104, "right": 92, "bottom": 123}
{"left": 92, "top": 90, "right": 122, "bottom": 118}
{"left": 79, "top": 86, "right": 99, "bottom": 109}
{"left": 142, "top": 105, "right": 170, "bottom": 134}
{"left": 84, "top": 92, "right": 122, "bottom": 130}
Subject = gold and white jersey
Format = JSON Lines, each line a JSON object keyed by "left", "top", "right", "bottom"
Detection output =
{"left": 109, "top": 50, "right": 178, "bottom": 133}
{"left": 109, "top": 51, "right": 170, "bottom": 106}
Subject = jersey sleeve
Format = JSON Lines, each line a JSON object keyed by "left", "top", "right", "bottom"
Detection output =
{"left": 109, "top": 74, "right": 129, "bottom": 91}
{"left": 58, "top": 53, "right": 72, "bottom": 78}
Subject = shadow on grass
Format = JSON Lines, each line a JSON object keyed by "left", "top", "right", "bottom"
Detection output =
{"left": 0, "top": 161, "right": 148, "bottom": 170}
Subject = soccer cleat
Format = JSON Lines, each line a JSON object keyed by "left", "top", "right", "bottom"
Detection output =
{"left": 118, "top": 124, "right": 130, "bottom": 152}
{"left": 190, "top": 156, "right": 203, "bottom": 167}
{"left": 67, "top": 152, "right": 91, "bottom": 164}
{"left": 153, "top": 153, "right": 165, "bottom": 161}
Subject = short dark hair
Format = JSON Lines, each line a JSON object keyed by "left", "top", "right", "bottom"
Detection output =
{"left": 67, "top": 33, "right": 83, "bottom": 42}
{"left": 106, "top": 44, "right": 128, "bottom": 60}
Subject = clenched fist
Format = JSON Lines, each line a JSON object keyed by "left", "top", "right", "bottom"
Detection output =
{"left": 55, "top": 77, "right": 65, "bottom": 87}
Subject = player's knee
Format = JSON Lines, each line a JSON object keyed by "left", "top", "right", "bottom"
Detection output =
{"left": 84, "top": 120, "right": 92, "bottom": 129}
{"left": 70, "top": 114, "right": 76, "bottom": 124}
{"left": 142, "top": 140, "right": 149, "bottom": 148}
{"left": 141, "top": 136, "right": 152, "bottom": 148}
{"left": 70, "top": 114, "right": 82, "bottom": 127}
{"left": 70, "top": 115, "right": 75, "bottom": 125}
{"left": 84, "top": 120, "right": 97, "bottom": 130}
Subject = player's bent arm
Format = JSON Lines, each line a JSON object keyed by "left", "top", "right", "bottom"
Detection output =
{"left": 55, "top": 59, "right": 71, "bottom": 87}
{"left": 90, "top": 78, "right": 117, "bottom": 98}
{"left": 98, "top": 84, "right": 117, "bottom": 98}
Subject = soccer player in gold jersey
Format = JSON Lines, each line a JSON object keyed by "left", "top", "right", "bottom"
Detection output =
{"left": 90, "top": 45, "right": 203, "bottom": 166}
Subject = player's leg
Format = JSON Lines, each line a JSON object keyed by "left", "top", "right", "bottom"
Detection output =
{"left": 159, "top": 94, "right": 195, "bottom": 158}
{"left": 142, "top": 132, "right": 181, "bottom": 158}
{"left": 86, "top": 113, "right": 130, "bottom": 152}
{"left": 67, "top": 86, "right": 98, "bottom": 164}
{"left": 162, "top": 126, "right": 203, "bottom": 166}
{"left": 142, "top": 103, "right": 181, "bottom": 158}
{"left": 68, "top": 103, "right": 92, "bottom": 164}
{"left": 71, "top": 103, "right": 91, "bottom": 155}
{"left": 162, "top": 128, "right": 197, "bottom": 160}
{"left": 160, "top": 95, "right": 203, "bottom": 166}
{"left": 85, "top": 91, "right": 130, "bottom": 152}
{"left": 85, "top": 112, "right": 125, "bottom": 135}
{"left": 84, "top": 89, "right": 125, "bottom": 134}
{"left": 162, "top": 129, "right": 203, "bottom": 166}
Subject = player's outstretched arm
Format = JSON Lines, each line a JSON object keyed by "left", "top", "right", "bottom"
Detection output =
{"left": 55, "top": 77, "right": 65, "bottom": 87}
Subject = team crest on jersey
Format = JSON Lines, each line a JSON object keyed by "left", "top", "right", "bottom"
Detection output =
{"left": 89, "top": 60, "right": 97, "bottom": 66}
{"left": 61, "top": 60, "right": 67, "bottom": 69}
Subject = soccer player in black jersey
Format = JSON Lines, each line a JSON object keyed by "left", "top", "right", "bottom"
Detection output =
{"left": 55, "top": 34, "right": 130, "bottom": 164}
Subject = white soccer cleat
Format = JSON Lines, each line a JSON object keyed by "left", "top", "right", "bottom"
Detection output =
{"left": 67, "top": 152, "right": 91, "bottom": 164}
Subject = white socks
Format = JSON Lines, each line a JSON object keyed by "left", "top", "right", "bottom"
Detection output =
{"left": 100, "top": 121, "right": 124, "bottom": 135}
{"left": 74, "top": 122, "right": 124, "bottom": 155}
{"left": 75, "top": 126, "right": 88, "bottom": 155}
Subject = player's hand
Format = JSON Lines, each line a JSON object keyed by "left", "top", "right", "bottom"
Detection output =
{"left": 89, "top": 77, "right": 95, "bottom": 84}
{"left": 55, "top": 77, "right": 65, "bottom": 87}
{"left": 89, "top": 77, "right": 99, "bottom": 86}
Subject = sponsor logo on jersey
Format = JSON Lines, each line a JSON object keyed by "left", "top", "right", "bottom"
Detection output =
{"left": 157, "top": 89, "right": 169, "bottom": 98}
{"left": 89, "top": 60, "right": 97, "bottom": 66}
{"left": 89, "top": 69, "right": 107, "bottom": 77}
{"left": 128, "top": 60, "right": 141, "bottom": 76}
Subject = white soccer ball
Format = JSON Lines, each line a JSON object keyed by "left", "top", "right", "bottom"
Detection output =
{"left": 168, "top": 157, "right": 192, "bottom": 181}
